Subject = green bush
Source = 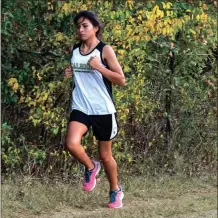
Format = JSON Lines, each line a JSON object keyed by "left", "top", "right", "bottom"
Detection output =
{"left": 2, "top": 0, "right": 217, "bottom": 178}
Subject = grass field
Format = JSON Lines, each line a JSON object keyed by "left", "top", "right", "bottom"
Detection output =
{"left": 2, "top": 174, "right": 217, "bottom": 218}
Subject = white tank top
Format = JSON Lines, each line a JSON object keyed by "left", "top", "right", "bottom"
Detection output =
{"left": 70, "top": 41, "right": 116, "bottom": 115}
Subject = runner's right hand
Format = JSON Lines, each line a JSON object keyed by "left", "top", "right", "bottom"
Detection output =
{"left": 64, "top": 65, "right": 73, "bottom": 78}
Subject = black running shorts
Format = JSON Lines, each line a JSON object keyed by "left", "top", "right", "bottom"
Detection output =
{"left": 69, "top": 110, "right": 118, "bottom": 141}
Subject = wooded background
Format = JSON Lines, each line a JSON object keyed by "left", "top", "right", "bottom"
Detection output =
{"left": 2, "top": 0, "right": 217, "bottom": 179}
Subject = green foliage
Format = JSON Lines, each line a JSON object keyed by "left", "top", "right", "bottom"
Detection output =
{"left": 2, "top": 0, "right": 217, "bottom": 178}
{"left": 1, "top": 123, "right": 22, "bottom": 173}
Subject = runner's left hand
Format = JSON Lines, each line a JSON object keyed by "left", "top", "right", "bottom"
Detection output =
{"left": 88, "top": 56, "right": 101, "bottom": 70}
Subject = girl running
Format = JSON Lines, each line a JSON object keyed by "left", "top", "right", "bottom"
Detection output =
{"left": 65, "top": 10, "right": 125, "bottom": 208}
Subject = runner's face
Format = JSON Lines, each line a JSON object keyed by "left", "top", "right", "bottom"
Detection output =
{"left": 76, "top": 17, "right": 98, "bottom": 41}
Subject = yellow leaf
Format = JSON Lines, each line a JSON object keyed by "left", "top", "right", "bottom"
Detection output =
{"left": 166, "top": 2, "right": 172, "bottom": 9}
{"left": 81, "top": 5, "right": 88, "bottom": 10}
{"left": 190, "top": 29, "right": 196, "bottom": 35}
{"left": 12, "top": 82, "right": 19, "bottom": 92}
{"left": 153, "top": 5, "right": 159, "bottom": 13}
{"left": 126, "top": 0, "right": 133, "bottom": 9}
{"left": 37, "top": 72, "right": 42, "bottom": 81}
{"left": 127, "top": 0, "right": 133, "bottom": 3}
{"left": 162, "top": 2, "right": 166, "bottom": 9}
{"left": 145, "top": 35, "right": 150, "bottom": 41}
{"left": 118, "top": 50, "right": 125, "bottom": 55}
{"left": 162, "top": 28, "right": 167, "bottom": 35}
{"left": 48, "top": 83, "right": 55, "bottom": 89}
{"left": 25, "top": 96, "right": 32, "bottom": 103}
{"left": 115, "top": 29, "right": 121, "bottom": 36}
{"left": 28, "top": 101, "right": 36, "bottom": 107}
{"left": 62, "top": 3, "right": 71, "bottom": 14}
{"left": 138, "top": 15, "right": 142, "bottom": 21}
{"left": 146, "top": 20, "right": 153, "bottom": 28}
{"left": 19, "top": 96, "right": 25, "bottom": 103}
{"left": 20, "top": 87, "right": 24, "bottom": 94}
{"left": 157, "top": 9, "right": 164, "bottom": 18}
{"left": 36, "top": 90, "right": 41, "bottom": 98}
{"left": 201, "top": 13, "right": 208, "bottom": 21}
{"left": 124, "top": 65, "right": 130, "bottom": 72}
{"left": 42, "top": 93, "right": 48, "bottom": 101}
{"left": 8, "top": 78, "right": 18, "bottom": 86}
{"left": 32, "top": 119, "right": 38, "bottom": 126}
{"left": 56, "top": 32, "right": 64, "bottom": 41}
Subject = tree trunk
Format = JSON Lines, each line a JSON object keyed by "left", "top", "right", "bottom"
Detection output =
{"left": 165, "top": 47, "right": 175, "bottom": 158}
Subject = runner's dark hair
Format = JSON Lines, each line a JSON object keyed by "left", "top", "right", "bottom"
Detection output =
{"left": 74, "top": 10, "right": 103, "bottom": 39}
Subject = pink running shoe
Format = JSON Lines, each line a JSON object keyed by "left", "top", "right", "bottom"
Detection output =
{"left": 108, "top": 186, "right": 124, "bottom": 208}
{"left": 83, "top": 160, "right": 101, "bottom": 192}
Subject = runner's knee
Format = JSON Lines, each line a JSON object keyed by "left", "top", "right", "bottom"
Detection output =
{"left": 65, "top": 138, "right": 81, "bottom": 150}
{"left": 99, "top": 152, "right": 113, "bottom": 163}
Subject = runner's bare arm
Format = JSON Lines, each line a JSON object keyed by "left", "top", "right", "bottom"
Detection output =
{"left": 88, "top": 45, "right": 125, "bottom": 86}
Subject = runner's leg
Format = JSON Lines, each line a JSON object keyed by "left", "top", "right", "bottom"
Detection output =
{"left": 66, "top": 121, "right": 94, "bottom": 170}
